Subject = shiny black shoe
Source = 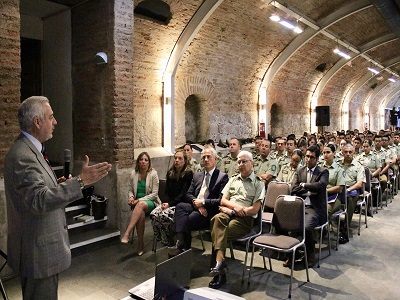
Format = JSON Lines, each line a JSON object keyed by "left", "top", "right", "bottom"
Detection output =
{"left": 339, "top": 233, "right": 349, "bottom": 244}
{"left": 209, "top": 261, "right": 228, "bottom": 277}
{"left": 209, "top": 273, "right": 227, "bottom": 289}
{"left": 367, "top": 209, "right": 373, "bottom": 217}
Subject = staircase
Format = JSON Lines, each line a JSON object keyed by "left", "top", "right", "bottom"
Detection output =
{"left": 65, "top": 191, "right": 120, "bottom": 256}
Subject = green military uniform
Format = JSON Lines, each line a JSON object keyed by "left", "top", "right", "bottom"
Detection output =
{"left": 253, "top": 156, "right": 279, "bottom": 178}
{"left": 374, "top": 148, "right": 389, "bottom": 196}
{"left": 219, "top": 154, "right": 239, "bottom": 178}
{"left": 270, "top": 150, "right": 289, "bottom": 173}
{"left": 189, "top": 157, "right": 202, "bottom": 173}
{"left": 338, "top": 158, "right": 366, "bottom": 224}
{"left": 276, "top": 163, "right": 297, "bottom": 184}
{"left": 210, "top": 172, "right": 265, "bottom": 253}
{"left": 357, "top": 152, "right": 380, "bottom": 174}
{"left": 319, "top": 160, "right": 346, "bottom": 217}
{"left": 353, "top": 149, "right": 363, "bottom": 160}
{"left": 335, "top": 151, "right": 344, "bottom": 162}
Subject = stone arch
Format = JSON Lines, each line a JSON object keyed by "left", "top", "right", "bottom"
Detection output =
{"left": 175, "top": 76, "right": 215, "bottom": 145}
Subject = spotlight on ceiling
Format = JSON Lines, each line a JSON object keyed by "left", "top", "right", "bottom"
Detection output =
{"left": 368, "top": 67, "right": 380, "bottom": 75}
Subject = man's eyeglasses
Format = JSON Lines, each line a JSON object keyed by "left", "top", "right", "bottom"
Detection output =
{"left": 237, "top": 160, "right": 249, "bottom": 165}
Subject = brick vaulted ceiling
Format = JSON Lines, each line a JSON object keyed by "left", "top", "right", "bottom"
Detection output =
{"left": 44, "top": 0, "right": 400, "bottom": 131}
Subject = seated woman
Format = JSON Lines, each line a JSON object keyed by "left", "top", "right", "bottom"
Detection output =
{"left": 276, "top": 149, "right": 303, "bottom": 183}
{"left": 121, "top": 152, "right": 160, "bottom": 255}
{"left": 319, "top": 144, "right": 346, "bottom": 218}
{"left": 151, "top": 149, "right": 193, "bottom": 246}
{"left": 357, "top": 139, "right": 381, "bottom": 211}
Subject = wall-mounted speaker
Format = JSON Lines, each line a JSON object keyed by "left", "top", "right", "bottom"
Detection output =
{"left": 316, "top": 106, "right": 330, "bottom": 126}
{"left": 134, "top": 0, "right": 172, "bottom": 25}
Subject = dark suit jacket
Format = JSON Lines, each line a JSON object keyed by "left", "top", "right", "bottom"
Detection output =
{"left": 184, "top": 169, "right": 228, "bottom": 217}
{"left": 291, "top": 165, "right": 329, "bottom": 222}
{"left": 4, "top": 133, "right": 84, "bottom": 279}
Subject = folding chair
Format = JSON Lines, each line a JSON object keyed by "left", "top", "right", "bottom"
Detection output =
{"left": 314, "top": 190, "right": 331, "bottom": 267}
{"left": 248, "top": 195, "right": 309, "bottom": 298}
{"left": 356, "top": 167, "right": 373, "bottom": 235}
{"left": 331, "top": 186, "right": 349, "bottom": 251}
{"left": 0, "top": 249, "right": 9, "bottom": 300}
{"left": 371, "top": 176, "right": 381, "bottom": 213}
{"left": 262, "top": 181, "right": 291, "bottom": 230}
{"left": 228, "top": 197, "right": 265, "bottom": 282}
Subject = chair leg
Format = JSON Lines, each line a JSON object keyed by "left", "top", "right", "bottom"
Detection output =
{"left": 0, "top": 278, "right": 8, "bottom": 300}
{"left": 229, "top": 241, "right": 235, "bottom": 260}
{"left": 152, "top": 235, "right": 157, "bottom": 252}
{"left": 358, "top": 204, "right": 361, "bottom": 236}
{"left": 241, "top": 241, "right": 250, "bottom": 282}
{"left": 247, "top": 245, "right": 256, "bottom": 285}
{"left": 198, "top": 231, "right": 205, "bottom": 251}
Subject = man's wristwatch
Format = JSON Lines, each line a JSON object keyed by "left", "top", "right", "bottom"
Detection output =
{"left": 231, "top": 209, "right": 236, "bottom": 217}
{"left": 75, "top": 176, "right": 85, "bottom": 189}
{"left": 202, "top": 199, "right": 205, "bottom": 206}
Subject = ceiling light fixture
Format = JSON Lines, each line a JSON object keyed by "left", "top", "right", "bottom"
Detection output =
{"left": 333, "top": 48, "right": 351, "bottom": 59}
{"left": 368, "top": 67, "right": 380, "bottom": 75}
{"left": 389, "top": 78, "right": 396, "bottom": 83}
{"left": 270, "top": 14, "right": 280, "bottom": 22}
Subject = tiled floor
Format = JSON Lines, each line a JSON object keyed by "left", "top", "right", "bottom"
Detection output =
{"left": 3, "top": 193, "right": 400, "bottom": 299}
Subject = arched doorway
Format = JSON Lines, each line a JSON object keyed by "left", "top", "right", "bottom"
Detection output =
{"left": 184, "top": 94, "right": 209, "bottom": 143}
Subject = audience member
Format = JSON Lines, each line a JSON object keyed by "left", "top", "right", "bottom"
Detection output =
{"left": 319, "top": 144, "right": 345, "bottom": 218}
{"left": 150, "top": 150, "right": 193, "bottom": 246}
{"left": 121, "top": 152, "right": 160, "bottom": 255}
{"left": 253, "top": 139, "right": 279, "bottom": 185}
{"left": 290, "top": 145, "right": 328, "bottom": 267}
{"left": 184, "top": 143, "right": 202, "bottom": 172}
{"left": 208, "top": 150, "right": 265, "bottom": 289}
{"left": 338, "top": 144, "right": 365, "bottom": 244}
{"left": 169, "top": 147, "right": 228, "bottom": 255}
{"left": 276, "top": 149, "right": 303, "bottom": 183}
{"left": 219, "top": 138, "right": 242, "bottom": 177}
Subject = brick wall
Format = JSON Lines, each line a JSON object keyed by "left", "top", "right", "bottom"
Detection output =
{"left": 0, "top": 0, "right": 20, "bottom": 276}
{"left": 71, "top": 0, "right": 134, "bottom": 168}
{"left": 0, "top": 0, "right": 20, "bottom": 175}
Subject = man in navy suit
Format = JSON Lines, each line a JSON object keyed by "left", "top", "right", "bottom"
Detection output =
{"left": 290, "top": 145, "right": 328, "bottom": 267}
{"left": 4, "top": 96, "right": 112, "bottom": 300}
{"left": 169, "top": 147, "right": 228, "bottom": 255}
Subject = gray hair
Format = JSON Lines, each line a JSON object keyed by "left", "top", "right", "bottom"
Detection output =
{"left": 238, "top": 150, "right": 253, "bottom": 161}
{"left": 202, "top": 146, "right": 217, "bottom": 158}
{"left": 18, "top": 96, "right": 50, "bottom": 132}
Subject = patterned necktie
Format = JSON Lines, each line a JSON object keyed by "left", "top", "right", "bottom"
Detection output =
{"left": 41, "top": 145, "right": 51, "bottom": 166}
{"left": 205, "top": 172, "right": 210, "bottom": 189}
{"left": 307, "top": 169, "right": 312, "bottom": 183}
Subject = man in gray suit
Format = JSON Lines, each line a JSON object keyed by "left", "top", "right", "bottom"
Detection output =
{"left": 290, "top": 145, "right": 328, "bottom": 267}
{"left": 4, "top": 96, "right": 112, "bottom": 300}
{"left": 170, "top": 147, "right": 228, "bottom": 254}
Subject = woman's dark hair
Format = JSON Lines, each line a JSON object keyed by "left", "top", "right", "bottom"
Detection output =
{"left": 135, "top": 152, "right": 152, "bottom": 173}
{"left": 292, "top": 149, "right": 304, "bottom": 159}
{"left": 363, "top": 139, "right": 373, "bottom": 147}
{"left": 168, "top": 149, "right": 190, "bottom": 180}
{"left": 325, "top": 143, "right": 336, "bottom": 153}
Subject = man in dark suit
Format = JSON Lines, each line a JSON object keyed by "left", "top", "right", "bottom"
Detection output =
{"left": 4, "top": 96, "right": 112, "bottom": 300}
{"left": 290, "top": 145, "right": 328, "bottom": 267}
{"left": 169, "top": 147, "right": 228, "bottom": 255}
